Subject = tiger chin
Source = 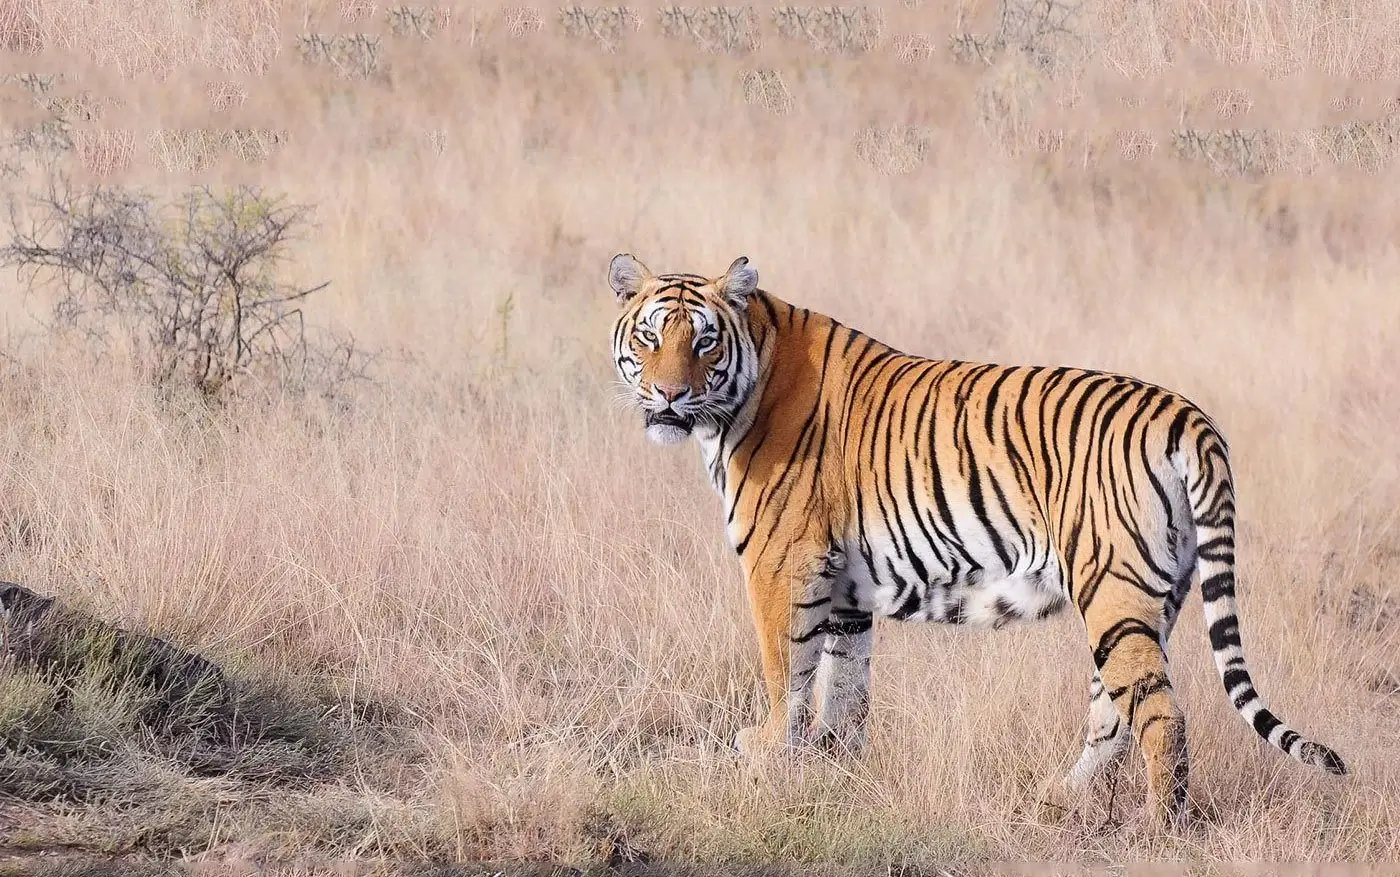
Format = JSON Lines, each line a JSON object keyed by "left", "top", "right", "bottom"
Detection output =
{"left": 642, "top": 409, "right": 694, "bottom": 446}
{"left": 606, "top": 252, "right": 1348, "bottom": 833}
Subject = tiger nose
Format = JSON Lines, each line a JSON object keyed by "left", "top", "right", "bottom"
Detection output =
{"left": 655, "top": 382, "right": 688, "bottom": 402}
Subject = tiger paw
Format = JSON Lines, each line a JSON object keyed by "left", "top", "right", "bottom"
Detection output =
{"left": 732, "top": 725, "right": 770, "bottom": 756}
{"left": 733, "top": 722, "right": 811, "bottom": 757}
{"left": 1033, "top": 778, "right": 1078, "bottom": 825}
{"left": 810, "top": 722, "right": 868, "bottom": 756}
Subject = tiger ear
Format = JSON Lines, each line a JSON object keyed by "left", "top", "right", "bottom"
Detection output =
{"left": 609, "top": 253, "right": 652, "bottom": 304}
{"left": 718, "top": 256, "right": 758, "bottom": 308}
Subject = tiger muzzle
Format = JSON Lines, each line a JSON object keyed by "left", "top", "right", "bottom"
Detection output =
{"left": 644, "top": 408, "right": 695, "bottom": 433}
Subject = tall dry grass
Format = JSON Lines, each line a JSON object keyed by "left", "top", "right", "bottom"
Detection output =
{"left": 1, "top": 2, "right": 1398, "bottom": 873}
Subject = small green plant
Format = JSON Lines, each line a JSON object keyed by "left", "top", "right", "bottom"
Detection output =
{"left": 0, "top": 175, "right": 373, "bottom": 402}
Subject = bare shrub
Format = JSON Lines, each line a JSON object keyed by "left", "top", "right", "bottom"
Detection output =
{"left": 853, "top": 125, "right": 932, "bottom": 175}
{"left": 1211, "top": 87, "right": 1254, "bottom": 120}
{"left": 998, "top": 0, "right": 1088, "bottom": 72}
{"left": 502, "top": 5, "right": 544, "bottom": 37}
{"left": 739, "top": 68, "right": 794, "bottom": 115}
{"left": 952, "top": 0, "right": 1088, "bottom": 73}
{"left": 386, "top": 4, "right": 452, "bottom": 40}
{"left": 772, "top": 5, "right": 884, "bottom": 54}
{"left": 0, "top": 177, "right": 373, "bottom": 402}
{"left": 657, "top": 6, "right": 761, "bottom": 54}
{"left": 557, "top": 6, "right": 641, "bottom": 53}
{"left": 206, "top": 79, "right": 248, "bottom": 112}
{"left": 223, "top": 127, "right": 291, "bottom": 164}
{"left": 339, "top": 0, "right": 376, "bottom": 22}
{"left": 0, "top": 73, "right": 76, "bottom": 179}
{"left": 295, "top": 33, "right": 383, "bottom": 80}
{"left": 893, "top": 33, "right": 934, "bottom": 63}
{"left": 1171, "top": 129, "right": 1283, "bottom": 179}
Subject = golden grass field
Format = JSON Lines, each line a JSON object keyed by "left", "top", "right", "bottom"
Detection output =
{"left": 1, "top": 2, "right": 1399, "bottom": 874}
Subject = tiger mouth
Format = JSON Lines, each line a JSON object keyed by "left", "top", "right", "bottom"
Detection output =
{"left": 645, "top": 409, "right": 695, "bottom": 433}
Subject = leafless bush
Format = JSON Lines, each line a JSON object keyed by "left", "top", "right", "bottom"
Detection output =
{"left": 657, "top": 6, "right": 761, "bottom": 54}
{"left": 1211, "top": 87, "right": 1254, "bottom": 121}
{"left": 0, "top": 73, "right": 76, "bottom": 179}
{"left": 1308, "top": 118, "right": 1400, "bottom": 173}
{"left": 1170, "top": 129, "right": 1281, "bottom": 178}
{"left": 206, "top": 79, "right": 248, "bottom": 112}
{"left": 339, "top": 0, "right": 377, "bottom": 22}
{"left": 739, "top": 69, "right": 794, "bottom": 115}
{"left": 386, "top": 4, "right": 452, "bottom": 40}
{"left": 853, "top": 125, "right": 932, "bottom": 174}
{"left": 893, "top": 33, "right": 934, "bottom": 63}
{"left": 295, "top": 33, "right": 383, "bottom": 80}
{"left": 558, "top": 6, "right": 641, "bottom": 52}
{"left": 502, "top": 6, "right": 544, "bottom": 37}
{"left": 0, "top": 178, "right": 374, "bottom": 402}
{"left": 223, "top": 128, "right": 291, "bottom": 164}
{"left": 951, "top": 0, "right": 1087, "bottom": 73}
{"left": 1169, "top": 120, "right": 1400, "bottom": 178}
{"left": 999, "top": 0, "right": 1087, "bottom": 71}
{"left": 772, "top": 5, "right": 883, "bottom": 54}
{"left": 0, "top": 119, "right": 71, "bottom": 180}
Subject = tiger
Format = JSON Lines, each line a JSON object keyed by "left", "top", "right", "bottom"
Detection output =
{"left": 605, "top": 252, "right": 1348, "bottom": 830}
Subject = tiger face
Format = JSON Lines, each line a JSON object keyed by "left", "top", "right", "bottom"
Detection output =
{"left": 608, "top": 254, "right": 761, "bottom": 446}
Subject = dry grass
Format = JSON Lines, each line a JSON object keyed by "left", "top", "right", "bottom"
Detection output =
{"left": 1, "top": 2, "right": 1399, "bottom": 874}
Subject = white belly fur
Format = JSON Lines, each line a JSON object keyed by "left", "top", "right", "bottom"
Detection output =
{"left": 843, "top": 541, "right": 1069, "bottom": 628}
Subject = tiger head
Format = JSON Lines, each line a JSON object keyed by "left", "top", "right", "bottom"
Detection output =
{"left": 608, "top": 253, "right": 762, "bottom": 446}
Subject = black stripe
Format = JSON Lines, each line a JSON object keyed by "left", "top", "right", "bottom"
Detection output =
{"left": 904, "top": 457, "right": 951, "bottom": 571}
{"left": 1093, "top": 617, "right": 1160, "bottom": 669}
{"left": 1198, "top": 535, "right": 1234, "bottom": 563}
{"left": 756, "top": 290, "right": 779, "bottom": 326}
{"left": 982, "top": 366, "right": 1019, "bottom": 441}
{"left": 826, "top": 613, "right": 873, "bottom": 637}
{"left": 1201, "top": 571, "right": 1233, "bottom": 602}
{"left": 1252, "top": 707, "right": 1282, "bottom": 741}
{"left": 1088, "top": 717, "right": 1121, "bottom": 745}
{"left": 1207, "top": 615, "right": 1242, "bottom": 651}
{"left": 887, "top": 560, "right": 923, "bottom": 620}
{"left": 1165, "top": 406, "right": 1193, "bottom": 457}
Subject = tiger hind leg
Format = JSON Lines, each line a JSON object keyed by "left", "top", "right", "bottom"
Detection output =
{"left": 1064, "top": 671, "right": 1129, "bottom": 794}
{"left": 1062, "top": 581, "right": 1189, "bottom": 800}
{"left": 1084, "top": 594, "right": 1189, "bottom": 832}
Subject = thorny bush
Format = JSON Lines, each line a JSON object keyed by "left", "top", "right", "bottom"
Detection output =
{"left": 0, "top": 175, "right": 374, "bottom": 402}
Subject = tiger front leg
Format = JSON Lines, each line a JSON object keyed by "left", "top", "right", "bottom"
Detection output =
{"left": 811, "top": 609, "right": 874, "bottom": 754}
{"left": 732, "top": 548, "right": 835, "bottom": 755}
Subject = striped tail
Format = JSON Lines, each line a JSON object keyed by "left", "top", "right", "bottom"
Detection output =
{"left": 1181, "top": 420, "right": 1347, "bottom": 776}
